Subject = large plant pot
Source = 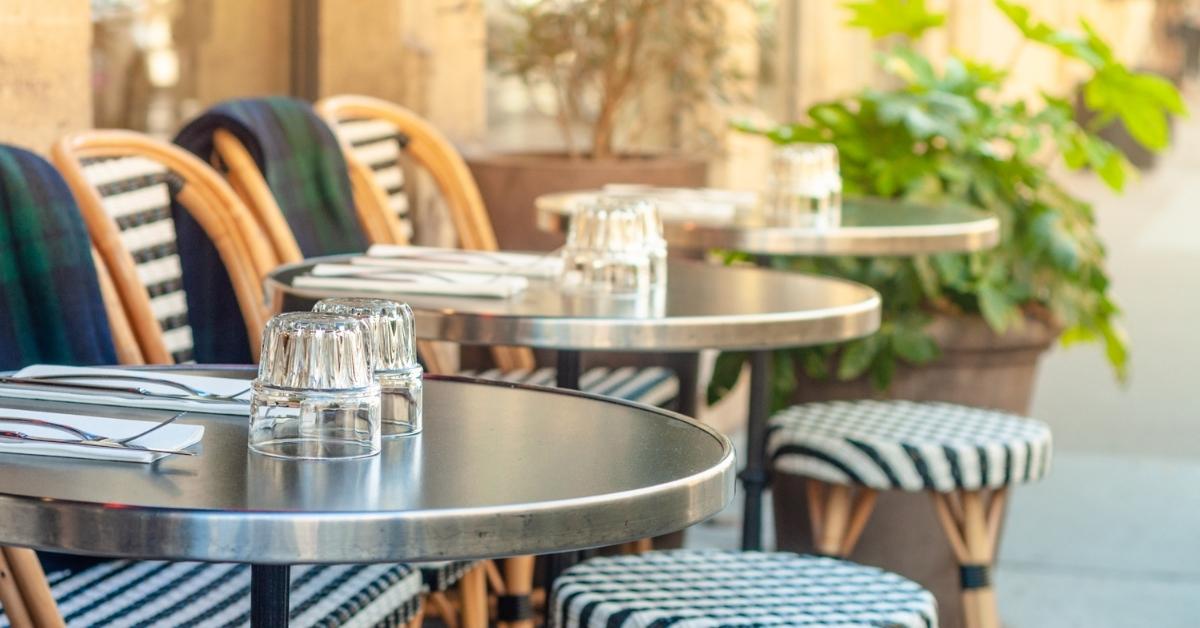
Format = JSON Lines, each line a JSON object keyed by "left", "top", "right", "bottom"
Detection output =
{"left": 465, "top": 152, "right": 707, "bottom": 252}
{"left": 775, "top": 313, "right": 1058, "bottom": 628}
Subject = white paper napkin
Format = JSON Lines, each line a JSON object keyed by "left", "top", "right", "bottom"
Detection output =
{"left": 0, "top": 407, "right": 204, "bottom": 463}
{"left": 599, "top": 184, "right": 755, "bottom": 221}
{"left": 298, "top": 265, "right": 529, "bottom": 298}
{"left": 363, "top": 245, "right": 562, "bottom": 278}
{"left": 0, "top": 365, "right": 252, "bottom": 416}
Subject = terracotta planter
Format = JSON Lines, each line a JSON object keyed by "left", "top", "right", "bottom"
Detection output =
{"left": 465, "top": 152, "right": 707, "bottom": 252}
{"left": 775, "top": 313, "right": 1058, "bottom": 628}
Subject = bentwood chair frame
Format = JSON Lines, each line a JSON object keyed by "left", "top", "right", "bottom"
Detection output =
{"left": 52, "top": 130, "right": 270, "bottom": 364}
{"left": 314, "top": 94, "right": 535, "bottom": 375}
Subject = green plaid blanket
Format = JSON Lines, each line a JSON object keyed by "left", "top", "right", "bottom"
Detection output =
{"left": 0, "top": 145, "right": 115, "bottom": 370}
{"left": 174, "top": 96, "right": 367, "bottom": 255}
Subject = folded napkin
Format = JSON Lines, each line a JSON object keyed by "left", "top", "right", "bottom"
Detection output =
{"left": 362, "top": 245, "right": 562, "bottom": 278}
{"left": 0, "top": 365, "right": 251, "bottom": 416}
{"left": 298, "top": 264, "right": 529, "bottom": 298}
{"left": 599, "top": 184, "right": 755, "bottom": 222}
{"left": 0, "top": 407, "right": 203, "bottom": 463}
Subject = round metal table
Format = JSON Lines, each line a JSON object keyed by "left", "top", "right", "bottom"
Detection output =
{"left": 267, "top": 257, "right": 882, "bottom": 551}
{"left": 0, "top": 370, "right": 735, "bottom": 626}
{"left": 537, "top": 192, "right": 1000, "bottom": 256}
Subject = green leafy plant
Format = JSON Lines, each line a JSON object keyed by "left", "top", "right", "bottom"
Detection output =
{"left": 708, "top": 0, "right": 1185, "bottom": 410}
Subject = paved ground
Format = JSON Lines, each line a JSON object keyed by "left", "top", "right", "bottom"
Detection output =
{"left": 686, "top": 111, "right": 1200, "bottom": 626}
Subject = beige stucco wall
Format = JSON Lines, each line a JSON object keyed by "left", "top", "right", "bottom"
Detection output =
{"left": 317, "top": 0, "right": 487, "bottom": 145}
{"left": 0, "top": 0, "right": 92, "bottom": 152}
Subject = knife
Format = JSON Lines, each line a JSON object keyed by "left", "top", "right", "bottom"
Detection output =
{"left": 0, "top": 430, "right": 196, "bottom": 456}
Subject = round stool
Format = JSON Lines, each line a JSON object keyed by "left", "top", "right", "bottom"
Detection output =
{"left": 551, "top": 550, "right": 937, "bottom": 627}
{"left": 768, "top": 400, "right": 1052, "bottom": 628}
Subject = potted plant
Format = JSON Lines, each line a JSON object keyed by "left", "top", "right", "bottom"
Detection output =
{"left": 710, "top": 0, "right": 1184, "bottom": 415}
{"left": 471, "top": 0, "right": 742, "bottom": 250}
{"left": 705, "top": 2, "right": 1184, "bottom": 624}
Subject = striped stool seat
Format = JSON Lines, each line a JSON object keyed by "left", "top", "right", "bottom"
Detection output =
{"left": 552, "top": 550, "right": 937, "bottom": 628}
{"left": 769, "top": 400, "right": 1053, "bottom": 492}
{"left": 0, "top": 560, "right": 422, "bottom": 628}
{"left": 458, "top": 366, "right": 678, "bottom": 408}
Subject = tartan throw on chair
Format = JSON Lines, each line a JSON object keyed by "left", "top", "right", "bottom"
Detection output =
{"left": 0, "top": 144, "right": 116, "bottom": 370}
{"left": 174, "top": 96, "right": 367, "bottom": 256}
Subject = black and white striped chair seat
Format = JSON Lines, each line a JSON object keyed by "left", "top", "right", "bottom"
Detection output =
{"left": 0, "top": 560, "right": 422, "bottom": 628}
{"left": 769, "top": 400, "right": 1053, "bottom": 492}
{"left": 330, "top": 118, "right": 413, "bottom": 240}
{"left": 416, "top": 560, "right": 476, "bottom": 593}
{"left": 458, "top": 366, "right": 678, "bottom": 408}
{"left": 552, "top": 551, "right": 937, "bottom": 628}
{"left": 80, "top": 156, "right": 195, "bottom": 364}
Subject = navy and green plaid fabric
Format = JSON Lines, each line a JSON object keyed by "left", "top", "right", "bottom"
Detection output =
{"left": 169, "top": 97, "right": 368, "bottom": 363}
{"left": 174, "top": 96, "right": 367, "bottom": 256}
{"left": 0, "top": 145, "right": 115, "bottom": 370}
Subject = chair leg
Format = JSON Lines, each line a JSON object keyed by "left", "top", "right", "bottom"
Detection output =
{"left": 458, "top": 564, "right": 488, "bottom": 628}
{"left": 406, "top": 600, "right": 425, "bottom": 628}
{"left": 0, "top": 549, "right": 34, "bottom": 628}
{"left": 2, "top": 548, "right": 63, "bottom": 628}
{"left": 497, "top": 556, "right": 536, "bottom": 628}
{"left": 427, "top": 592, "right": 459, "bottom": 628}
{"left": 931, "top": 488, "right": 1007, "bottom": 628}
{"left": 805, "top": 480, "right": 878, "bottom": 557}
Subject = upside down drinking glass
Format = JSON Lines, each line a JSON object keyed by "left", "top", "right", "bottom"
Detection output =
{"left": 249, "top": 312, "right": 381, "bottom": 460}
{"left": 313, "top": 297, "right": 423, "bottom": 437}
{"left": 561, "top": 197, "right": 667, "bottom": 294}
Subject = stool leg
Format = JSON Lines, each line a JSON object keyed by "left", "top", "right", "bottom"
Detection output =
{"left": 806, "top": 480, "right": 878, "bottom": 557}
{"left": 497, "top": 556, "right": 535, "bottom": 628}
{"left": 931, "top": 488, "right": 1007, "bottom": 628}
{"left": 458, "top": 564, "right": 488, "bottom": 628}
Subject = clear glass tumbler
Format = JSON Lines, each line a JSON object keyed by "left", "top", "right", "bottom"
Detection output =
{"left": 250, "top": 312, "right": 381, "bottom": 460}
{"left": 761, "top": 143, "right": 842, "bottom": 229}
{"left": 561, "top": 197, "right": 667, "bottom": 295}
{"left": 313, "top": 297, "right": 423, "bottom": 437}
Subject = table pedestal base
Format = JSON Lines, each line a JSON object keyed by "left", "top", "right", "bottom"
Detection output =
{"left": 741, "top": 349, "right": 771, "bottom": 550}
{"left": 251, "top": 564, "right": 290, "bottom": 628}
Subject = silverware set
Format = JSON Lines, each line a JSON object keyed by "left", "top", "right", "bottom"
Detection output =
{"left": 0, "top": 411, "right": 195, "bottom": 456}
{"left": 0, "top": 372, "right": 247, "bottom": 458}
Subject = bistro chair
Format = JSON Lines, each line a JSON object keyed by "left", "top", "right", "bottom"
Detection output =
{"left": 53, "top": 130, "right": 270, "bottom": 365}
{"left": 551, "top": 550, "right": 938, "bottom": 628}
{"left": 314, "top": 94, "right": 679, "bottom": 407}
{"left": 0, "top": 144, "right": 426, "bottom": 628}
{"left": 768, "top": 400, "right": 1053, "bottom": 628}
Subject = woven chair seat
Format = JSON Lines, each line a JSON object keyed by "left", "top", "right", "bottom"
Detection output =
{"left": 458, "top": 366, "right": 678, "bottom": 408}
{"left": 0, "top": 560, "right": 423, "bottom": 627}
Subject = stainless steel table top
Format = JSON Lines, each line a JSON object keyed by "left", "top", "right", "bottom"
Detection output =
{"left": 537, "top": 192, "right": 1000, "bottom": 256}
{"left": 0, "top": 371, "right": 735, "bottom": 564}
{"left": 267, "top": 258, "right": 881, "bottom": 352}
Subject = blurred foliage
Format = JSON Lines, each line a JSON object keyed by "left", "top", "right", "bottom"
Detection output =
{"left": 709, "top": 0, "right": 1186, "bottom": 411}
{"left": 490, "top": 0, "right": 747, "bottom": 159}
